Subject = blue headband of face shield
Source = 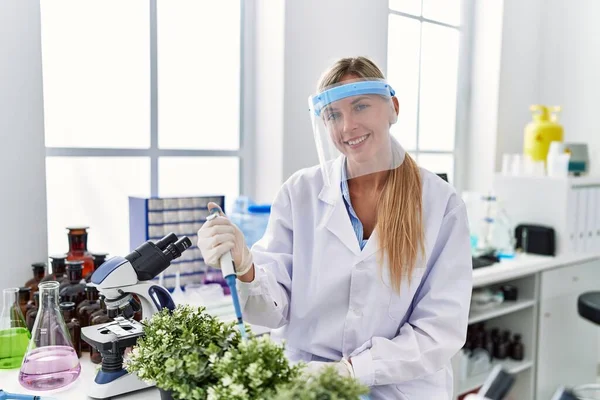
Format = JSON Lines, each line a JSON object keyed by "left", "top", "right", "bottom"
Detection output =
{"left": 311, "top": 80, "right": 396, "bottom": 117}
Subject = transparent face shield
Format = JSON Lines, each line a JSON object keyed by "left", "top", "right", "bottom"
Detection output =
{"left": 308, "top": 79, "right": 406, "bottom": 186}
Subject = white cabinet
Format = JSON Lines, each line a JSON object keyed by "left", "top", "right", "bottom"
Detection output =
{"left": 493, "top": 175, "right": 600, "bottom": 255}
{"left": 536, "top": 260, "right": 600, "bottom": 400}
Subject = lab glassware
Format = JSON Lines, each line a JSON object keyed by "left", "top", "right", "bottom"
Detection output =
{"left": 19, "top": 281, "right": 81, "bottom": 390}
{"left": 0, "top": 288, "right": 31, "bottom": 369}
{"left": 41, "top": 254, "right": 68, "bottom": 284}
{"left": 24, "top": 262, "right": 46, "bottom": 299}
{"left": 66, "top": 227, "right": 95, "bottom": 278}
{"left": 58, "top": 261, "right": 86, "bottom": 309}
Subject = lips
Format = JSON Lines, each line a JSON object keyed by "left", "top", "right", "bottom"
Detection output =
{"left": 344, "top": 133, "right": 370, "bottom": 146}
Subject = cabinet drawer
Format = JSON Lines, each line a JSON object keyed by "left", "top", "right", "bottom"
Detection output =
{"left": 540, "top": 260, "right": 600, "bottom": 300}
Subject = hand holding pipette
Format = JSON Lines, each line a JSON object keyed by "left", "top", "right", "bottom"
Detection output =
{"left": 198, "top": 204, "right": 252, "bottom": 340}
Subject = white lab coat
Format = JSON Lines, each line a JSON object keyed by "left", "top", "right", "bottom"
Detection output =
{"left": 238, "top": 157, "right": 472, "bottom": 399}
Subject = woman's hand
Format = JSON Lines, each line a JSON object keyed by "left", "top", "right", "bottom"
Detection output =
{"left": 197, "top": 202, "right": 254, "bottom": 279}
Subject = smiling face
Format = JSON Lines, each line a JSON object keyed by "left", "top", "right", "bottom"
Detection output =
{"left": 321, "top": 75, "right": 399, "bottom": 177}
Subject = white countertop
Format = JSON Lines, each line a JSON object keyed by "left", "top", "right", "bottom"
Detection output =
{"left": 4, "top": 252, "right": 597, "bottom": 399}
{"left": 0, "top": 357, "right": 162, "bottom": 400}
{"left": 472, "top": 252, "right": 600, "bottom": 287}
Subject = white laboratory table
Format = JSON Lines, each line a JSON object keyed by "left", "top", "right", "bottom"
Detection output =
{"left": 456, "top": 251, "right": 600, "bottom": 400}
{"left": 0, "top": 299, "right": 271, "bottom": 400}
{"left": 3, "top": 253, "right": 598, "bottom": 399}
{"left": 0, "top": 357, "right": 162, "bottom": 400}
{"left": 472, "top": 252, "right": 600, "bottom": 287}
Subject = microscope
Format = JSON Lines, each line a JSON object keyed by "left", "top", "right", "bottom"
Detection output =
{"left": 81, "top": 232, "right": 192, "bottom": 399}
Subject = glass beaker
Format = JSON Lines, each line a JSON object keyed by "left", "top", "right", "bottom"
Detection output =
{"left": 0, "top": 288, "right": 31, "bottom": 369}
{"left": 19, "top": 281, "right": 81, "bottom": 390}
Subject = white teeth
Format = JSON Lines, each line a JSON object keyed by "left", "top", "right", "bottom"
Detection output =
{"left": 347, "top": 134, "right": 369, "bottom": 146}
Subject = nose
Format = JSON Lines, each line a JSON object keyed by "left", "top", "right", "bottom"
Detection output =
{"left": 342, "top": 112, "right": 359, "bottom": 134}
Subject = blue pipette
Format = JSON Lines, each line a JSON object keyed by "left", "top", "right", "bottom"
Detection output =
{"left": 207, "top": 208, "right": 248, "bottom": 341}
{"left": 0, "top": 390, "right": 57, "bottom": 400}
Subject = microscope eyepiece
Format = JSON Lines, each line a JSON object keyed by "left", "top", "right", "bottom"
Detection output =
{"left": 128, "top": 233, "right": 193, "bottom": 281}
{"left": 154, "top": 232, "right": 178, "bottom": 251}
{"left": 163, "top": 237, "right": 192, "bottom": 262}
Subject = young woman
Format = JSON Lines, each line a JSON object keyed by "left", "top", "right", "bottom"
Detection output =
{"left": 198, "top": 56, "right": 472, "bottom": 399}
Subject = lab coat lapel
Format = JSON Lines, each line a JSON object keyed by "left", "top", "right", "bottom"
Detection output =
{"left": 318, "top": 157, "right": 361, "bottom": 256}
{"left": 360, "top": 229, "right": 380, "bottom": 262}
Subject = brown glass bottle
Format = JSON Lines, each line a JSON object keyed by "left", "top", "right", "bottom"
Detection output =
{"left": 60, "top": 302, "right": 82, "bottom": 358}
{"left": 77, "top": 285, "right": 100, "bottom": 352}
{"left": 24, "top": 262, "right": 46, "bottom": 299}
{"left": 495, "top": 330, "right": 512, "bottom": 360}
{"left": 66, "top": 227, "right": 95, "bottom": 278}
{"left": 85, "top": 252, "right": 108, "bottom": 282}
{"left": 59, "top": 261, "right": 86, "bottom": 312}
{"left": 41, "top": 254, "right": 69, "bottom": 284}
{"left": 26, "top": 291, "right": 40, "bottom": 332}
{"left": 89, "top": 296, "right": 112, "bottom": 364}
{"left": 24, "top": 293, "right": 36, "bottom": 318}
{"left": 18, "top": 287, "right": 31, "bottom": 317}
{"left": 510, "top": 334, "right": 524, "bottom": 361}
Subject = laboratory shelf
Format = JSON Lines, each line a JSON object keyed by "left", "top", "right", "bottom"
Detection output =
{"left": 468, "top": 299, "right": 536, "bottom": 324}
{"left": 458, "top": 358, "right": 534, "bottom": 395}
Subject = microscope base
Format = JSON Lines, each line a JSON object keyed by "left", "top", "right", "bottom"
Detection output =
{"left": 88, "top": 370, "right": 153, "bottom": 399}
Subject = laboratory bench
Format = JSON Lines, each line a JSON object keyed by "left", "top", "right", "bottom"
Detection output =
{"left": 454, "top": 252, "right": 600, "bottom": 400}
{"left": 2, "top": 253, "right": 599, "bottom": 399}
{"left": 0, "top": 357, "right": 162, "bottom": 400}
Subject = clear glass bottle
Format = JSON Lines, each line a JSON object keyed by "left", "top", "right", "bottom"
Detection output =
{"left": 18, "top": 287, "right": 32, "bottom": 317}
{"left": 19, "top": 281, "right": 81, "bottom": 390}
{"left": 0, "top": 288, "right": 31, "bottom": 369}
{"left": 66, "top": 227, "right": 95, "bottom": 278}
{"left": 60, "top": 302, "right": 81, "bottom": 358}
{"left": 85, "top": 252, "right": 108, "bottom": 282}
{"left": 25, "top": 262, "right": 46, "bottom": 298}
{"left": 59, "top": 261, "right": 86, "bottom": 311}
{"left": 26, "top": 291, "right": 40, "bottom": 332}
{"left": 41, "top": 254, "right": 68, "bottom": 284}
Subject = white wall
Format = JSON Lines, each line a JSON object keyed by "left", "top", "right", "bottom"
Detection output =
{"left": 465, "top": 0, "right": 504, "bottom": 193}
{"left": 253, "top": 0, "right": 285, "bottom": 203}
{"left": 494, "top": 0, "right": 545, "bottom": 172}
{"left": 538, "top": 0, "right": 600, "bottom": 176}
{"left": 281, "top": 0, "right": 390, "bottom": 180}
{"left": 465, "top": 0, "right": 545, "bottom": 193}
{"left": 0, "top": 0, "right": 48, "bottom": 292}
{"left": 254, "top": 0, "right": 390, "bottom": 202}
{"left": 466, "top": 0, "right": 600, "bottom": 192}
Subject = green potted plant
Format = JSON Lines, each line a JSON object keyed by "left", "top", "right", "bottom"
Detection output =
{"left": 207, "top": 335, "right": 302, "bottom": 400}
{"left": 125, "top": 305, "right": 240, "bottom": 400}
{"left": 274, "top": 365, "right": 370, "bottom": 400}
{"left": 126, "top": 304, "right": 369, "bottom": 400}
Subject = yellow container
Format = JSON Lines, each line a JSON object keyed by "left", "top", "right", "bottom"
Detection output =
{"left": 524, "top": 105, "right": 564, "bottom": 162}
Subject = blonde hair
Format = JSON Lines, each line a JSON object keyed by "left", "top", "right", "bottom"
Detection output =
{"left": 317, "top": 56, "right": 425, "bottom": 293}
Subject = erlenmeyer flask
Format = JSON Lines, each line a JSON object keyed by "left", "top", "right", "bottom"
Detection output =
{"left": 19, "top": 281, "right": 81, "bottom": 390}
{"left": 0, "top": 288, "right": 31, "bottom": 369}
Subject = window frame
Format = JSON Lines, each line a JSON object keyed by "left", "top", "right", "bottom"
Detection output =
{"left": 387, "top": 0, "right": 474, "bottom": 190}
{"left": 44, "top": 0, "right": 252, "bottom": 198}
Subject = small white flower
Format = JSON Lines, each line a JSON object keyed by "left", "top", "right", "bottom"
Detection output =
{"left": 230, "top": 383, "right": 247, "bottom": 397}
{"left": 222, "top": 376, "right": 233, "bottom": 387}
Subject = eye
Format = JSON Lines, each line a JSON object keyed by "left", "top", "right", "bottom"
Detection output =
{"left": 354, "top": 103, "right": 369, "bottom": 112}
{"left": 326, "top": 112, "right": 341, "bottom": 121}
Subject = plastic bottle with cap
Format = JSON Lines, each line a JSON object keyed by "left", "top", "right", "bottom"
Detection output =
{"left": 245, "top": 204, "right": 271, "bottom": 247}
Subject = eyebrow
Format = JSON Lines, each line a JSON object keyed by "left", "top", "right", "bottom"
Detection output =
{"left": 323, "top": 96, "right": 371, "bottom": 114}
{"left": 350, "top": 96, "right": 370, "bottom": 105}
